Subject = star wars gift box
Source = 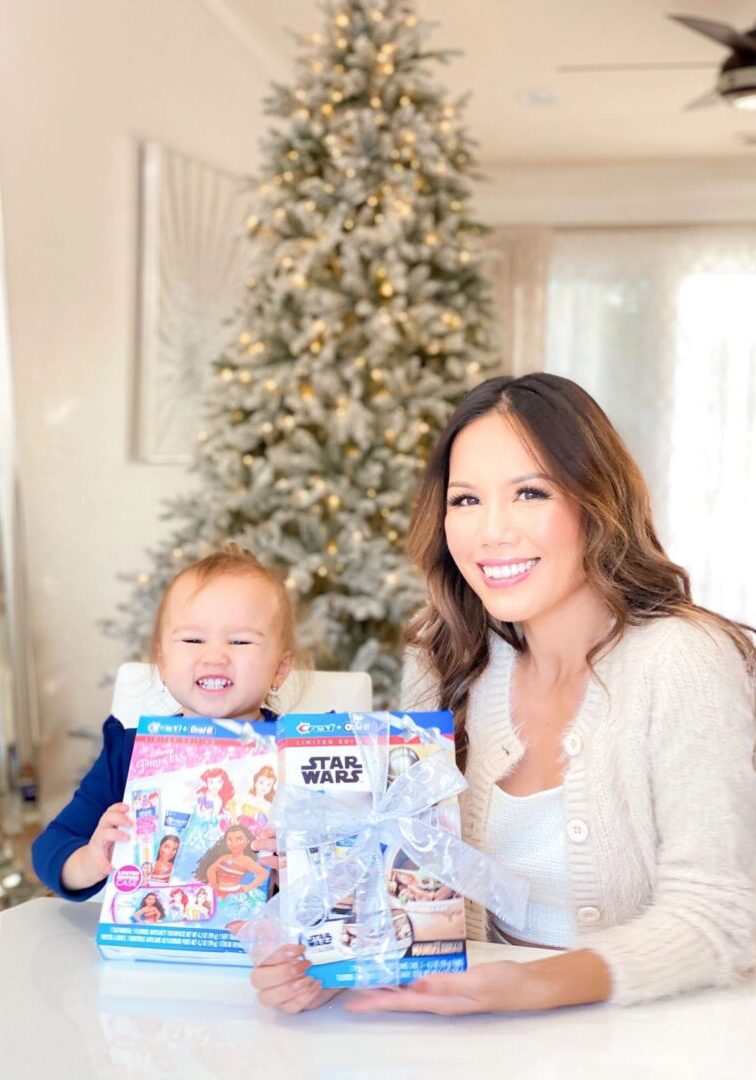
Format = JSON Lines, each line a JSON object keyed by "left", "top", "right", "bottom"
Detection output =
{"left": 96, "top": 715, "right": 277, "bottom": 965}
{"left": 276, "top": 710, "right": 467, "bottom": 987}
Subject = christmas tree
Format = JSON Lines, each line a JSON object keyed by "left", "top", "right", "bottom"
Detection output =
{"left": 106, "top": 0, "right": 499, "bottom": 702}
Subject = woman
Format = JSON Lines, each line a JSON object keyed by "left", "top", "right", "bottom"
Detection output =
{"left": 253, "top": 373, "right": 756, "bottom": 1014}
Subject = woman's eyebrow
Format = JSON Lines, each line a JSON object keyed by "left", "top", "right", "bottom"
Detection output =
{"left": 510, "top": 471, "right": 551, "bottom": 484}
{"left": 447, "top": 471, "right": 550, "bottom": 489}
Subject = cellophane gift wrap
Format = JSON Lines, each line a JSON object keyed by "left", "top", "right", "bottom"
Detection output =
{"left": 236, "top": 711, "right": 529, "bottom": 988}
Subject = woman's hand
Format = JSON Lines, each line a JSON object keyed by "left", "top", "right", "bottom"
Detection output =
{"left": 344, "top": 961, "right": 532, "bottom": 1015}
{"left": 346, "top": 951, "right": 611, "bottom": 1016}
{"left": 251, "top": 944, "right": 341, "bottom": 1014}
{"left": 61, "top": 802, "right": 132, "bottom": 890}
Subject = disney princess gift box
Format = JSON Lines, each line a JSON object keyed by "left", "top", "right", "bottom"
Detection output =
{"left": 275, "top": 710, "right": 468, "bottom": 988}
{"left": 96, "top": 715, "right": 277, "bottom": 965}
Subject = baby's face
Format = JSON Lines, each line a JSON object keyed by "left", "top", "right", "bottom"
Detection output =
{"left": 157, "top": 572, "right": 292, "bottom": 720}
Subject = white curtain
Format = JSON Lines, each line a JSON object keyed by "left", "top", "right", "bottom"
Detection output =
{"left": 544, "top": 226, "right": 756, "bottom": 626}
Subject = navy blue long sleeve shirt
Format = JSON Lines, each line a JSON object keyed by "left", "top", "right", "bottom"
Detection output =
{"left": 32, "top": 717, "right": 136, "bottom": 900}
{"left": 32, "top": 710, "right": 276, "bottom": 900}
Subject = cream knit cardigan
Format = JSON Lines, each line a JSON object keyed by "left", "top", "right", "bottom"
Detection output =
{"left": 401, "top": 616, "right": 756, "bottom": 1006}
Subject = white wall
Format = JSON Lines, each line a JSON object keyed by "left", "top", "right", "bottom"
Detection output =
{"left": 472, "top": 158, "right": 756, "bottom": 226}
{"left": 0, "top": 0, "right": 274, "bottom": 807}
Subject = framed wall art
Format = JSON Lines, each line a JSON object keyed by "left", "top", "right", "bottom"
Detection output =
{"left": 133, "top": 141, "right": 252, "bottom": 464}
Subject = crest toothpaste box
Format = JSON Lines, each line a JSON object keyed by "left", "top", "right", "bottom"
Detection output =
{"left": 276, "top": 711, "right": 467, "bottom": 988}
{"left": 97, "top": 715, "right": 277, "bottom": 965}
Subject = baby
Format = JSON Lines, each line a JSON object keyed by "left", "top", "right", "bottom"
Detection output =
{"left": 32, "top": 545, "right": 296, "bottom": 899}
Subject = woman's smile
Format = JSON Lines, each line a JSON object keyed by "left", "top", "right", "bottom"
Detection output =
{"left": 478, "top": 557, "right": 540, "bottom": 586}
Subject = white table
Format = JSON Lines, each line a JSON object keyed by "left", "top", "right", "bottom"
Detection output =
{"left": 1, "top": 899, "right": 755, "bottom": 1079}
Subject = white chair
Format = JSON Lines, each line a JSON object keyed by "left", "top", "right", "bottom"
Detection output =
{"left": 111, "top": 662, "right": 373, "bottom": 726}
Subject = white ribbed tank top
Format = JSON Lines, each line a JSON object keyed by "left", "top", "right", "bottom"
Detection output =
{"left": 484, "top": 784, "right": 575, "bottom": 949}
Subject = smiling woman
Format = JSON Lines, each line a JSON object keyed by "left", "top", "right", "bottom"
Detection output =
{"left": 385, "top": 372, "right": 756, "bottom": 1010}
{"left": 252, "top": 373, "right": 756, "bottom": 1016}
{"left": 405, "top": 374, "right": 756, "bottom": 770}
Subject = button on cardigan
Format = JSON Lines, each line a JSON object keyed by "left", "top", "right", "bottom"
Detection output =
{"left": 401, "top": 616, "right": 756, "bottom": 1005}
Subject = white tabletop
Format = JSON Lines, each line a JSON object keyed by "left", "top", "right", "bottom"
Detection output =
{"left": 1, "top": 898, "right": 755, "bottom": 1079}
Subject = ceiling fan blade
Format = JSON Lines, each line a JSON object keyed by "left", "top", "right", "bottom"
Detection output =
{"left": 557, "top": 61, "right": 715, "bottom": 73}
{"left": 669, "top": 14, "right": 756, "bottom": 56}
{"left": 683, "top": 88, "right": 724, "bottom": 111}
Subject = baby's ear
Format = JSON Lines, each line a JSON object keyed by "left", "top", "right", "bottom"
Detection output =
{"left": 153, "top": 651, "right": 165, "bottom": 682}
{"left": 274, "top": 651, "right": 294, "bottom": 687}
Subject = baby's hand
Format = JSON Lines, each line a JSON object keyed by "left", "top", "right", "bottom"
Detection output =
{"left": 86, "top": 801, "right": 133, "bottom": 876}
{"left": 251, "top": 827, "right": 285, "bottom": 872}
{"left": 61, "top": 802, "right": 133, "bottom": 891}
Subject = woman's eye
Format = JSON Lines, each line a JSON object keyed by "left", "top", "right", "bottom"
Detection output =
{"left": 447, "top": 493, "right": 479, "bottom": 508}
{"left": 516, "top": 485, "right": 551, "bottom": 501}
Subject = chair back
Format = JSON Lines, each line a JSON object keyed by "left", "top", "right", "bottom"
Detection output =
{"left": 110, "top": 662, "right": 373, "bottom": 726}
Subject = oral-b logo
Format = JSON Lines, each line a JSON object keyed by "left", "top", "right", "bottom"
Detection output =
{"left": 345, "top": 719, "right": 370, "bottom": 733}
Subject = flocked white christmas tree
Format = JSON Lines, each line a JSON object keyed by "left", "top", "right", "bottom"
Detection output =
{"left": 105, "top": 0, "right": 500, "bottom": 702}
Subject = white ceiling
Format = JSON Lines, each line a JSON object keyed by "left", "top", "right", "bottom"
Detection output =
{"left": 207, "top": 0, "right": 756, "bottom": 164}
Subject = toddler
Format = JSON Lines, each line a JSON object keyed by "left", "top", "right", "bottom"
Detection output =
{"left": 32, "top": 545, "right": 296, "bottom": 899}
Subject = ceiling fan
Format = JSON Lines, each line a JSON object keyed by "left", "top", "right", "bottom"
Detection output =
{"left": 557, "top": 14, "right": 756, "bottom": 111}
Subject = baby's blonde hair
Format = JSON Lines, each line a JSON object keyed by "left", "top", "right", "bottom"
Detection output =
{"left": 150, "top": 544, "right": 298, "bottom": 664}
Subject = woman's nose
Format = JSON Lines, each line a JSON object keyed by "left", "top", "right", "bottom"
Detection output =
{"left": 480, "top": 501, "right": 520, "bottom": 546}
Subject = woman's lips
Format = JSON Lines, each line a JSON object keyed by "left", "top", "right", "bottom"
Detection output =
{"left": 478, "top": 558, "right": 539, "bottom": 587}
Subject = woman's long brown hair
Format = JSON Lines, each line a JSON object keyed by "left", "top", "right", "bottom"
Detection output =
{"left": 405, "top": 373, "right": 755, "bottom": 771}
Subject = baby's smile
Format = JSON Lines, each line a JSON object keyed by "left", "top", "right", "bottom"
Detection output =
{"left": 196, "top": 676, "right": 234, "bottom": 691}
